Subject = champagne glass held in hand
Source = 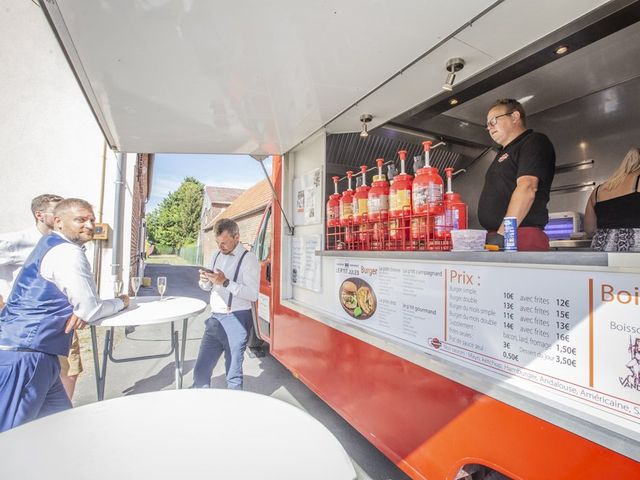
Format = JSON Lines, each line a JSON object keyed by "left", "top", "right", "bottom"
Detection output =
{"left": 157, "top": 276, "right": 167, "bottom": 301}
{"left": 131, "top": 276, "right": 141, "bottom": 299}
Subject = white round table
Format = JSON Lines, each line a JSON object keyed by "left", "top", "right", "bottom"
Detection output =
{"left": 0, "top": 389, "right": 357, "bottom": 480}
{"left": 90, "top": 296, "right": 207, "bottom": 399}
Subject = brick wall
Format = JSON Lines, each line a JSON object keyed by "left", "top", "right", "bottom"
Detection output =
{"left": 130, "top": 153, "right": 151, "bottom": 279}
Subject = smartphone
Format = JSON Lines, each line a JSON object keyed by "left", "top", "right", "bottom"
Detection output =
{"left": 199, "top": 267, "right": 215, "bottom": 274}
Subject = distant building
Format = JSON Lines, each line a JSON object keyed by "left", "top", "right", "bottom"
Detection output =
{"left": 198, "top": 186, "right": 245, "bottom": 263}
{"left": 200, "top": 179, "right": 272, "bottom": 265}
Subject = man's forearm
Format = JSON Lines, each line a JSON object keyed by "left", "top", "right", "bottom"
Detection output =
{"left": 498, "top": 184, "right": 536, "bottom": 234}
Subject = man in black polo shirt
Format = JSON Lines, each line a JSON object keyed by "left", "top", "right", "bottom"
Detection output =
{"left": 478, "top": 99, "right": 555, "bottom": 251}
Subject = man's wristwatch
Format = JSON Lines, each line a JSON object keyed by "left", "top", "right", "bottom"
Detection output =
{"left": 222, "top": 278, "right": 230, "bottom": 288}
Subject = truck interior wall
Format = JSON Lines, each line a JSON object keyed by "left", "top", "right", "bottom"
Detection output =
{"left": 283, "top": 134, "right": 334, "bottom": 309}
{"left": 448, "top": 74, "right": 640, "bottom": 229}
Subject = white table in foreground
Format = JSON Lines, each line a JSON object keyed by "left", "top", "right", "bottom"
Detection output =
{"left": 90, "top": 296, "right": 207, "bottom": 400}
{"left": 0, "top": 389, "right": 357, "bottom": 480}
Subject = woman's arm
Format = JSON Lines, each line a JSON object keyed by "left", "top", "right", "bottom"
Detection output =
{"left": 584, "top": 189, "right": 598, "bottom": 236}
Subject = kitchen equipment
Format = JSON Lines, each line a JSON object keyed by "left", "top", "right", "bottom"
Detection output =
{"left": 544, "top": 211, "right": 584, "bottom": 240}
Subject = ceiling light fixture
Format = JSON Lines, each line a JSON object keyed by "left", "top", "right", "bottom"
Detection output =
{"left": 360, "top": 114, "right": 373, "bottom": 138}
{"left": 554, "top": 45, "right": 569, "bottom": 55}
{"left": 517, "top": 95, "right": 535, "bottom": 104}
{"left": 449, "top": 98, "right": 459, "bottom": 106}
{"left": 442, "top": 57, "right": 465, "bottom": 91}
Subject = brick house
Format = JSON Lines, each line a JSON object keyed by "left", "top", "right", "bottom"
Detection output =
{"left": 130, "top": 153, "right": 153, "bottom": 279}
{"left": 200, "top": 179, "right": 272, "bottom": 266}
{"left": 198, "top": 186, "right": 246, "bottom": 263}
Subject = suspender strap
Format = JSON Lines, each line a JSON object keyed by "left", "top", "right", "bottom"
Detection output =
{"left": 226, "top": 250, "right": 249, "bottom": 311}
{"left": 212, "top": 251, "right": 221, "bottom": 270}
{"left": 635, "top": 174, "right": 640, "bottom": 191}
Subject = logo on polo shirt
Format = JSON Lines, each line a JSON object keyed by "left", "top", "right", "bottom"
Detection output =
{"left": 498, "top": 153, "right": 509, "bottom": 163}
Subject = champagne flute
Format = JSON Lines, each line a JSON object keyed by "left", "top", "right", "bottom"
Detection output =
{"left": 113, "top": 279, "right": 123, "bottom": 298}
{"left": 157, "top": 276, "right": 167, "bottom": 301}
{"left": 131, "top": 276, "right": 141, "bottom": 299}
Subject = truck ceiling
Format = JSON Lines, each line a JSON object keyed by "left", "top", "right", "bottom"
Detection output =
{"left": 40, "top": 0, "right": 612, "bottom": 156}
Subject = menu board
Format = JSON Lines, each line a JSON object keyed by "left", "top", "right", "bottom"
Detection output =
{"left": 333, "top": 258, "right": 640, "bottom": 435}
{"left": 291, "top": 234, "right": 321, "bottom": 291}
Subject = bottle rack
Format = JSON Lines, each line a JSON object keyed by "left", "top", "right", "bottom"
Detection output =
{"left": 327, "top": 212, "right": 452, "bottom": 252}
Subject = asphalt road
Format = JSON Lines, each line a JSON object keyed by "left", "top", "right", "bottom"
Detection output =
{"left": 74, "top": 263, "right": 411, "bottom": 480}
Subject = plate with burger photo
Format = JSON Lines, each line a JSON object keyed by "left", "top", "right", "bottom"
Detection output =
{"left": 339, "top": 277, "right": 377, "bottom": 320}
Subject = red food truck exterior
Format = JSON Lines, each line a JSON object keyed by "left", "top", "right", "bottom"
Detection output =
{"left": 249, "top": 153, "right": 639, "bottom": 480}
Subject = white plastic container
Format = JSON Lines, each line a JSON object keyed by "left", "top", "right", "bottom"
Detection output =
{"left": 450, "top": 229, "right": 487, "bottom": 251}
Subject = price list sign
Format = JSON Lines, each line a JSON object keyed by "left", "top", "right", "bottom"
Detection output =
{"left": 434, "top": 265, "right": 640, "bottom": 432}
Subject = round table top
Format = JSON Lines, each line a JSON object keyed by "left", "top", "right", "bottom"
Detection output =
{"left": 93, "top": 296, "right": 207, "bottom": 327}
{"left": 0, "top": 390, "right": 357, "bottom": 480}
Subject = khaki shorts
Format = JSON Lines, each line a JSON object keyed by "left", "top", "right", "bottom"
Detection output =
{"left": 58, "top": 331, "right": 83, "bottom": 377}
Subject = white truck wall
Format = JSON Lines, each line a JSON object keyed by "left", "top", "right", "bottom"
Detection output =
{"left": 282, "top": 133, "right": 335, "bottom": 314}
{"left": 0, "top": 2, "right": 134, "bottom": 296}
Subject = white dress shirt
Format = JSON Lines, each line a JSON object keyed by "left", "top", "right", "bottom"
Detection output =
{"left": 199, "top": 242, "right": 260, "bottom": 314}
{"left": 40, "top": 232, "right": 124, "bottom": 322}
{"left": 0, "top": 226, "right": 42, "bottom": 299}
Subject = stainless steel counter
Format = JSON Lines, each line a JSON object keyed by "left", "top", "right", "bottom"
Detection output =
{"left": 549, "top": 239, "right": 593, "bottom": 249}
{"left": 317, "top": 249, "right": 610, "bottom": 266}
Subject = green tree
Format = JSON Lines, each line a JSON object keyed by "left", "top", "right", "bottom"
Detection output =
{"left": 147, "top": 177, "right": 204, "bottom": 252}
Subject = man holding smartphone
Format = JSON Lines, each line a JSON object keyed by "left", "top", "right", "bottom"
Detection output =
{"left": 193, "top": 218, "right": 259, "bottom": 390}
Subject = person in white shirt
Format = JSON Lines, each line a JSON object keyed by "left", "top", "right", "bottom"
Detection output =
{"left": 0, "top": 198, "right": 129, "bottom": 432}
{"left": 193, "top": 218, "right": 259, "bottom": 390}
{"left": 0, "top": 194, "right": 63, "bottom": 305}
{"left": 0, "top": 194, "right": 85, "bottom": 400}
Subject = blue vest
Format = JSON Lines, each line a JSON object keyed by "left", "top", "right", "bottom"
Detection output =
{"left": 0, "top": 234, "right": 74, "bottom": 356}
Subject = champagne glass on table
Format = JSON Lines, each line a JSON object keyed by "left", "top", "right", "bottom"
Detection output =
{"left": 131, "top": 276, "right": 141, "bottom": 299}
{"left": 113, "top": 279, "right": 123, "bottom": 298}
{"left": 157, "top": 276, "right": 167, "bottom": 301}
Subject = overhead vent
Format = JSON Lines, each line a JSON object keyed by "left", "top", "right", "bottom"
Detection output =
{"left": 326, "top": 132, "right": 461, "bottom": 174}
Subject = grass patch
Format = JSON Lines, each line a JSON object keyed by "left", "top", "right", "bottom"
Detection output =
{"left": 146, "top": 254, "right": 191, "bottom": 266}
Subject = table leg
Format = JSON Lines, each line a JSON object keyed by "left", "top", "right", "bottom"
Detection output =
{"left": 91, "top": 325, "right": 112, "bottom": 401}
{"left": 90, "top": 326, "right": 101, "bottom": 401}
{"left": 179, "top": 317, "right": 188, "bottom": 389}
{"left": 172, "top": 321, "right": 180, "bottom": 389}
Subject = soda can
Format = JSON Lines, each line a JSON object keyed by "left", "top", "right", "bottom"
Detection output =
{"left": 503, "top": 217, "right": 518, "bottom": 251}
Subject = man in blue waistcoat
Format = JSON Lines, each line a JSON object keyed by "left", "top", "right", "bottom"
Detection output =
{"left": 0, "top": 198, "right": 129, "bottom": 432}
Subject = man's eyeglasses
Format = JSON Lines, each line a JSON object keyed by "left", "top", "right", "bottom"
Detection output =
{"left": 486, "top": 111, "right": 514, "bottom": 128}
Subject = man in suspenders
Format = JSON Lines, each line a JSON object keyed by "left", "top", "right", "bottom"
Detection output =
{"left": 194, "top": 218, "right": 259, "bottom": 390}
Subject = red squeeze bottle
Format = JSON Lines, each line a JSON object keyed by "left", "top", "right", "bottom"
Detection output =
{"left": 352, "top": 165, "right": 370, "bottom": 225}
{"left": 368, "top": 158, "right": 389, "bottom": 222}
{"left": 327, "top": 176, "right": 341, "bottom": 227}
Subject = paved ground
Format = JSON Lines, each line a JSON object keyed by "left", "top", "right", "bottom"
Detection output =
{"left": 75, "top": 262, "right": 411, "bottom": 480}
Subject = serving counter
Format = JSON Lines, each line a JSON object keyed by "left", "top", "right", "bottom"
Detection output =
{"left": 284, "top": 249, "right": 640, "bottom": 460}
{"left": 319, "top": 249, "right": 611, "bottom": 266}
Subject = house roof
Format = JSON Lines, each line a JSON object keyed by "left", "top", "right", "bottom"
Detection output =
{"left": 204, "top": 178, "right": 272, "bottom": 229}
{"left": 204, "top": 186, "right": 245, "bottom": 205}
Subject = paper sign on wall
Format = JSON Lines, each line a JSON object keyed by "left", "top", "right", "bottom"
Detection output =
{"left": 291, "top": 234, "right": 322, "bottom": 292}
{"left": 292, "top": 168, "right": 322, "bottom": 226}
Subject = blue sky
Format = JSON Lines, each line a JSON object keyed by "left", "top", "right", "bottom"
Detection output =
{"left": 148, "top": 154, "right": 272, "bottom": 211}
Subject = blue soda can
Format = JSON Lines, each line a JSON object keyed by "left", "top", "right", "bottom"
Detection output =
{"left": 503, "top": 217, "right": 518, "bottom": 251}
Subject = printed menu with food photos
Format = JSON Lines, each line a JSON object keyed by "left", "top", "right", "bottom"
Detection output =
{"left": 332, "top": 258, "right": 640, "bottom": 439}
{"left": 334, "top": 258, "right": 445, "bottom": 348}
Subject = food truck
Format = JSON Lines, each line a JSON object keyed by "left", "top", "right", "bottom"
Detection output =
{"left": 39, "top": 0, "right": 640, "bottom": 478}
